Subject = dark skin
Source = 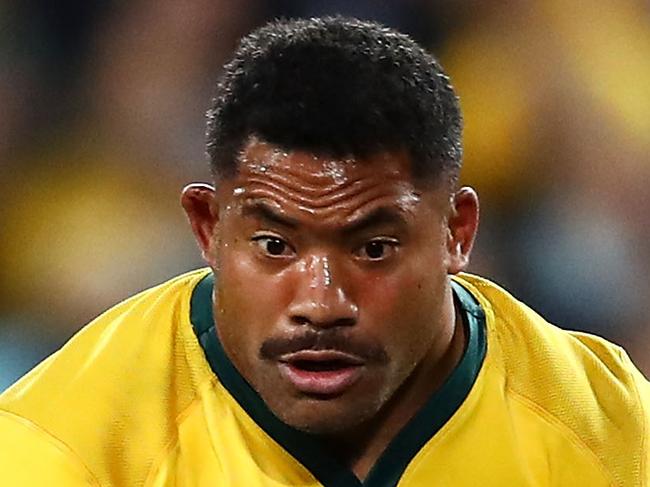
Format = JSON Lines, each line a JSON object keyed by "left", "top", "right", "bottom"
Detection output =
{"left": 182, "top": 136, "right": 479, "bottom": 480}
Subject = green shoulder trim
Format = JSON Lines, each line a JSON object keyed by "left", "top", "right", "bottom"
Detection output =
{"left": 190, "top": 274, "right": 486, "bottom": 487}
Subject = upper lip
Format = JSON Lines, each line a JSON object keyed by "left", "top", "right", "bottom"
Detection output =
{"left": 277, "top": 350, "right": 365, "bottom": 366}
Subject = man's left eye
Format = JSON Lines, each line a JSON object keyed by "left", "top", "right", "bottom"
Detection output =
{"left": 355, "top": 239, "right": 399, "bottom": 261}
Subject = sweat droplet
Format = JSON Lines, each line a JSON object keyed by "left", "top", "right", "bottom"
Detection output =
{"left": 396, "top": 186, "right": 421, "bottom": 212}
{"left": 323, "top": 258, "right": 332, "bottom": 287}
{"left": 322, "top": 160, "right": 348, "bottom": 185}
{"left": 269, "top": 148, "right": 288, "bottom": 166}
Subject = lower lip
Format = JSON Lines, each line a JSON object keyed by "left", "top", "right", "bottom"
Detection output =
{"left": 278, "top": 363, "right": 363, "bottom": 396}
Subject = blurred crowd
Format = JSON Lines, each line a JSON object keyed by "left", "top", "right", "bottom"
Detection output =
{"left": 1, "top": 0, "right": 649, "bottom": 390}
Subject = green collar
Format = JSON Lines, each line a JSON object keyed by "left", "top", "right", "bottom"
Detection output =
{"left": 190, "top": 274, "right": 486, "bottom": 487}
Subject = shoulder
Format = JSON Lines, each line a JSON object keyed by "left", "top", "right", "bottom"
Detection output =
{"left": 0, "top": 268, "right": 211, "bottom": 405}
{"left": 454, "top": 273, "right": 649, "bottom": 485}
{"left": 0, "top": 410, "right": 101, "bottom": 486}
{"left": 454, "top": 273, "right": 646, "bottom": 393}
{"left": 0, "top": 268, "right": 214, "bottom": 486}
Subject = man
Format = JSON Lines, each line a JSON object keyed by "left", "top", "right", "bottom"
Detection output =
{"left": 0, "top": 16, "right": 648, "bottom": 486}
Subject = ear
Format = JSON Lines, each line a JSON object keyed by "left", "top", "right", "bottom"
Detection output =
{"left": 446, "top": 186, "right": 480, "bottom": 274}
{"left": 181, "top": 183, "right": 219, "bottom": 267}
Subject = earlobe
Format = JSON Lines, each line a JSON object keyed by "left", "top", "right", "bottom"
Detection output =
{"left": 181, "top": 183, "right": 219, "bottom": 266}
{"left": 446, "top": 187, "right": 480, "bottom": 274}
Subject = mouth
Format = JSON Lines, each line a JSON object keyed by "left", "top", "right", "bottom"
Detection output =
{"left": 277, "top": 350, "right": 365, "bottom": 396}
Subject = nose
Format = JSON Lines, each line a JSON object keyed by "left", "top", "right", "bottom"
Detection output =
{"left": 287, "top": 255, "right": 359, "bottom": 329}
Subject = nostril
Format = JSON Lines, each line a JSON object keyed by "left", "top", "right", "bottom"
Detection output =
{"left": 334, "top": 318, "right": 356, "bottom": 327}
{"left": 291, "top": 315, "right": 311, "bottom": 326}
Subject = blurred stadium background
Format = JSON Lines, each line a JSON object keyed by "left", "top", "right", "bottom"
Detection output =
{"left": 1, "top": 0, "right": 649, "bottom": 391}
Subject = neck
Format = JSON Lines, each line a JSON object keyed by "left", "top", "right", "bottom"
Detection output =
{"left": 324, "top": 287, "right": 467, "bottom": 480}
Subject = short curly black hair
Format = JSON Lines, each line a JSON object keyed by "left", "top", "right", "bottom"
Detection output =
{"left": 206, "top": 16, "right": 462, "bottom": 184}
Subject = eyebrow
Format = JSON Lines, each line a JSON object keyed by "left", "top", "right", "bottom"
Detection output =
{"left": 341, "top": 206, "right": 409, "bottom": 236}
{"left": 242, "top": 200, "right": 409, "bottom": 235}
{"left": 241, "top": 201, "right": 300, "bottom": 229}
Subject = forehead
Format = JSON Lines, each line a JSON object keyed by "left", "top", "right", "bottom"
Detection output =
{"left": 238, "top": 137, "right": 412, "bottom": 182}
{"left": 223, "top": 137, "right": 440, "bottom": 227}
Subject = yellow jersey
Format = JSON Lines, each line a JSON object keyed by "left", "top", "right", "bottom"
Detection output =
{"left": 0, "top": 269, "right": 648, "bottom": 486}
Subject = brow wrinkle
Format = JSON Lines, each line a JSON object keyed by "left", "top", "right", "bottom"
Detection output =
{"left": 244, "top": 178, "right": 399, "bottom": 211}
{"left": 241, "top": 198, "right": 410, "bottom": 236}
{"left": 245, "top": 175, "right": 373, "bottom": 206}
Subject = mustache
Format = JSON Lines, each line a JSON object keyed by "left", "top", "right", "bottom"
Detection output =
{"left": 259, "top": 329, "right": 388, "bottom": 363}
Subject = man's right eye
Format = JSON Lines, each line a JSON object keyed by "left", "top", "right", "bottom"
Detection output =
{"left": 251, "top": 236, "right": 294, "bottom": 258}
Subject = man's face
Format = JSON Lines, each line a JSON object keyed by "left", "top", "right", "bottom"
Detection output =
{"left": 199, "top": 138, "right": 470, "bottom": 434}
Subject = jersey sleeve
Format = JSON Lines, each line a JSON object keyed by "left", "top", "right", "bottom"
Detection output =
{"left": 0, "top": 410, "right": 100, "bottom": 486}
{"left": 621, "top": 351, "right": 650, "bottom": 486}
{"left": 632, "top": 367, "right": 650, "bottom": 486}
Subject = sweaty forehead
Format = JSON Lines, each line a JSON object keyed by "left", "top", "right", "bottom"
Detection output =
{"left": 231, "top": 137, "right": 422, "bottom": 222}
{"left": 238, "top": 137, "right": 412, "bottom": 183}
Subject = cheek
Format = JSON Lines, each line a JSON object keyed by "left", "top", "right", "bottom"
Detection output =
{"left": 216, "top": 247, "right": 291, "bottom": 333}
{"left": 357, "top": 265, "right": 443, "bottom": 319}
{"left": 356, "top": 274, "right": 411, "bottom": 318}
{"left": 355, "top": 265, "right": 447, "bottom": 356}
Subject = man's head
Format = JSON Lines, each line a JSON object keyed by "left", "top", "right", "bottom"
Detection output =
{"left": 183, "top": 17, "right": 479, "bottom": 435}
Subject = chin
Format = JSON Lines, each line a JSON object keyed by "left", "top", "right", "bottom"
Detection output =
{"left": 273, "top": 396, "right": 379, "bottom": 435}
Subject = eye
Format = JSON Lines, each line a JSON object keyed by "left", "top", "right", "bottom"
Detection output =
{"left": 252, "top": 235, "right": 294, "bottom": 258}
{"left": 355, "top": 239, "right": 399, "bottom": 261}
